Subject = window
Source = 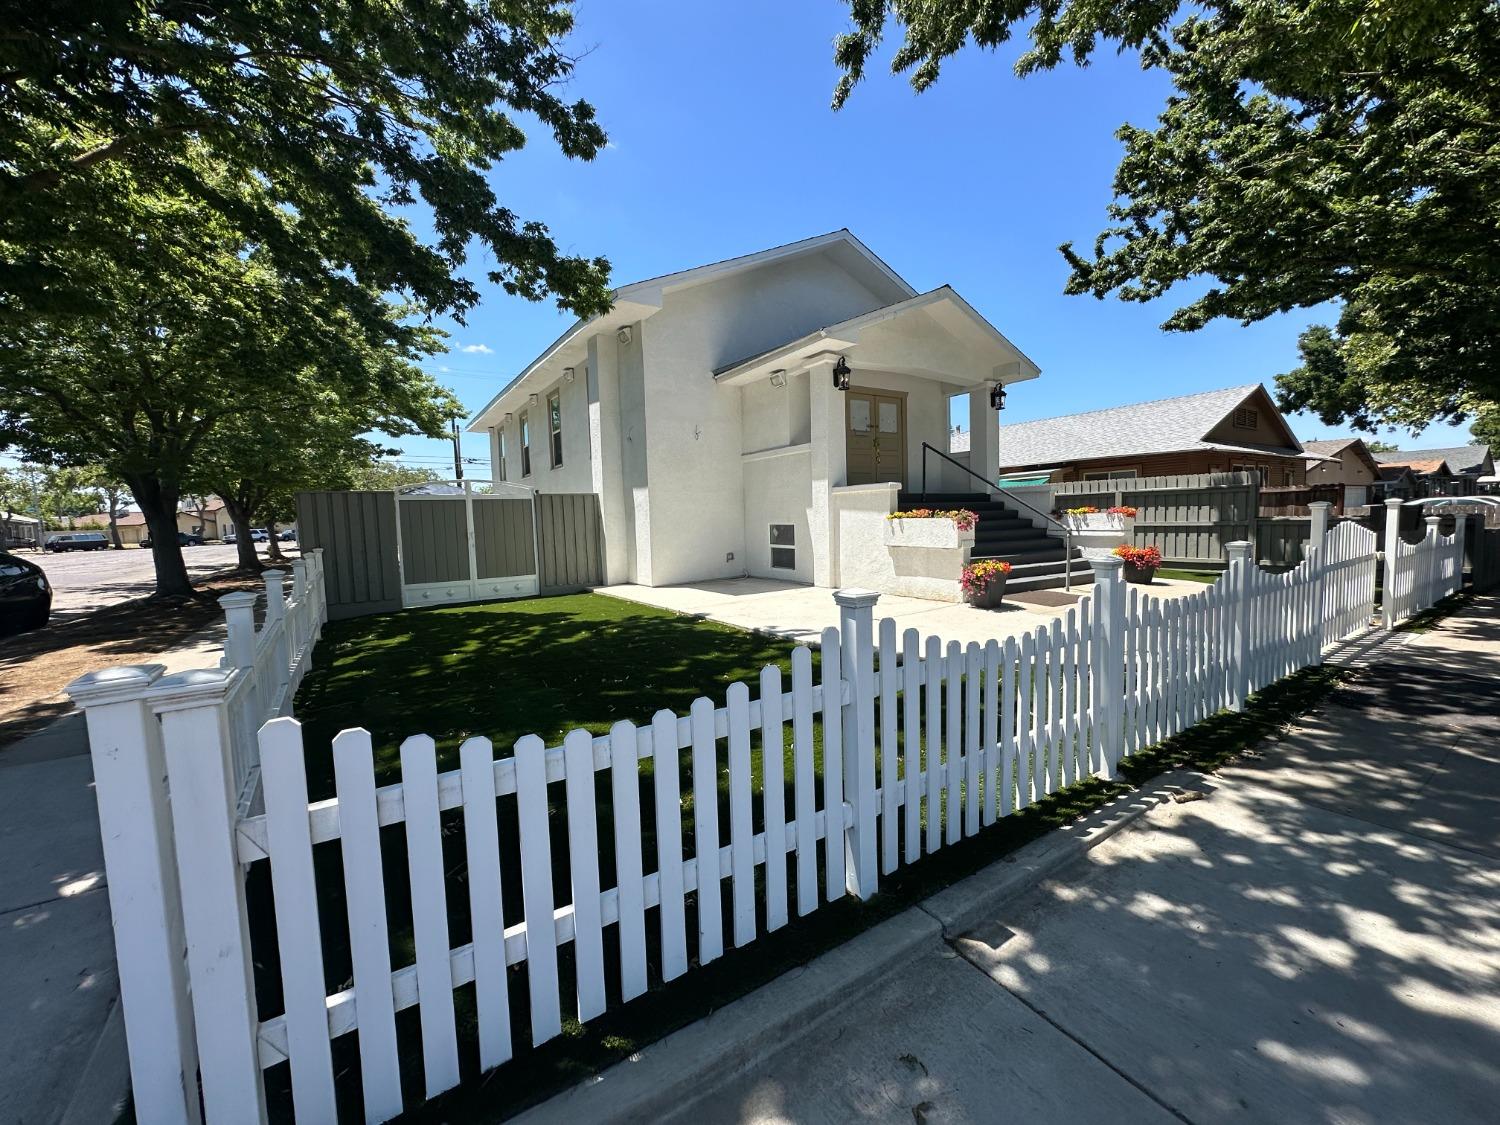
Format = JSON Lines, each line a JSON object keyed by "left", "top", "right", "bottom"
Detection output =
{"left": 497, "top": 428, "right": 508, "bottom": 481}
{"left": 1233, "top": 463, "right": 1269, "bottom": 485}
{"left": 548, "top": 389, "right": 563, "bottom": 468}
{"left": 519, "top": 411, "right": 532, "bottom": 477}
{"left": 770, "top": 524, "right": 795, "bottom": 570}
{"left": 1283, "top": 468, "right": 1295, "bottom": 486}
{"left": 1083, "top": 469, "right": 1138, "bottom": 482}
{"left": 1233, "top": 407, "right": 1258, "bottom": 429}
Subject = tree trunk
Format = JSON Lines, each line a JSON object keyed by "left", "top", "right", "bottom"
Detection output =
{"left": 265, "top": 519, "right": 287, "bottom": 563}
{"left": 222, "top": 497, "right": 260, "bottom": 571}
{"left": 105, "top": 486, "right": 124, "bottom": 549}
{"left": 125, "top": 474, "right": 193, "bottom": 598}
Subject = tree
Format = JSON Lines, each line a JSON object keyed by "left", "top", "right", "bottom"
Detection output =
{"left": 1471, "top": 408, "right": 1500, "bottom": 453}
{"left": 1365, "top": 440, "right": 1400, "bottom": 454}
{"left": 832, "top": 0, "right": 1500, "bottom": 433}
{"left": 343, "top": 460, "right": 442, "bottom": 492}
{"left": 2, "top": 1, "right": 613, "bottom": 325}
{"left": 0, "top": 156, "right": 454, "bottom": 597}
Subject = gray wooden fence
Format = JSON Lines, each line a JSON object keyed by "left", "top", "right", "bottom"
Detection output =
{"left": 296, "top": 488, "right": 603, "bottom": 619}
{"left": 1053, "top": 472, "right": 1259, "bottom": 569}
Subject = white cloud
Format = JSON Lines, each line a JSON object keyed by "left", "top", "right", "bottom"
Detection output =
{"left": 460, "top": 343, "right": 494, "bottom": 354}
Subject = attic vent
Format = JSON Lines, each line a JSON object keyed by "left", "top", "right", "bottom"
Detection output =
{"left": 1233, "top": 407, "right": 1258, "bottom": 429}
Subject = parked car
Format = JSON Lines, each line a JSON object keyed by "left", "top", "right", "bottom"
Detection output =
{"left": 278, "top": 528, "right": 297, "bottom": 542}
{"left": 249, "top": 528, "right": 270, "bottom": 543}
{"left": 46, "top": 532, "right": 109, "bottom": 552}
{"left": 0, "top": 550, "right": 51, "bottom": 633}
{"left": 222, "top": 531, "right": 237, "bottom": 545}
{"left": 142, "top": 532, "right": 203, "bottom": 548}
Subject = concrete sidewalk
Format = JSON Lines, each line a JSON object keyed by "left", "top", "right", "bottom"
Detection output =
{"left": 0, "top": 623, "right": 227, "bottom": 1125}
{"left": 574, "top": 594, "right": 1500, "bottom": 1125}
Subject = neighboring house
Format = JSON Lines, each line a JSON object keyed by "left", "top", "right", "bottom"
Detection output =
{"left": 995, "top": 384, "right": 1310, "bottom": 486}
{"left": 1374, "top": 464, "right": 1420, "bottom": 501}
{"left": 2, "top": 511, "right": 42, "bottom": 549}
{"left": 1301, "top": 438, "right": 1383, "bottom": 507}
{"left": 1374, "top": 444, "right": 1494, "bottom": 496}
{"left": 467, "top": 230, "right": 1040, "bottom": 588}
{"left": 107, "top": 499, "right": 227, "bottom": 545}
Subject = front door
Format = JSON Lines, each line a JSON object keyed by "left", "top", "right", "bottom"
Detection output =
{"left": 846, "top": 389, "right": 907, "bottom": 486}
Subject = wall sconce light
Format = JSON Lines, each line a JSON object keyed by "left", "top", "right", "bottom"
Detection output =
{"left": 832, "top": 356, "right": 851, "bottom": 391}
{"left": 617, "top": 325, "right": 633, "bottom": 345}
{"left": 503, "top": 412, "right": 513, "bottom": 424}
{"left": 529, "top": 392, "right": 540, "bottom": 406}
{"left": 989, "top": 382, "right": 1008, "bottom": 411}
{"left": 563, "top": 367, "right": 575, "bottom": 382}
{"left": 769, "top": 369, "right": 787, "bottom": 388}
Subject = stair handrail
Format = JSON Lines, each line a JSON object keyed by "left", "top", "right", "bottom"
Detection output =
{"left": 918, "top": 441, "right": 1074, "bottom": 591}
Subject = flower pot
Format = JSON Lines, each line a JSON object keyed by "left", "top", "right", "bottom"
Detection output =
{"left": 1123, "top": 564, "right": 1158, "bottom": 585}
{"left": 965, "top": 573, "right": 1008, "bottom": 608}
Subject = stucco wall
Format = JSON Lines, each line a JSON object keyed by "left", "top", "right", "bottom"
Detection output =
{"left": 831, "top": 483, "right": 970, "bottom": 601}
{"left": 841, "top": 368, "right": 971, "bottom": 494}
{"left": 742, "top": 450, "right": 813, "bottom": 584}
{"left": 638, "top": 251, "right": 894, "bottom": 586}
{"left": 490, "top": 368, "right": 594, "bottom": 493}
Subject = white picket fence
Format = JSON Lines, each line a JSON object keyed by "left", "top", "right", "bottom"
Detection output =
{"left": 1381, "top": 498, "right": 1465, "bottom": 628}
{"left": 69, "top": 515, "right": 1446, "bottom": 1125}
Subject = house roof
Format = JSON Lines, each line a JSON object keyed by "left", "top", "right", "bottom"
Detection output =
{"left": 710, "top": 286, "right": 1041, "bottom": 386}
{"left": 1378, "top": 464, "right": 1418, "bottom": 482}
{"left": 1373, "top": 444, "right": 1491, "bottom": 474}
{"left": 996, "top": 384, "right": 1304, "bottom": 470}
{"left": 1300, "top": 436, "right": 1382, "bottom": 476}
{"left": 1300, "top": 438, "right": 1361, "bottom": 456}
{"left": 466, "top": 230, "right": 918, "bottom": 431}
{"left": 1376, "top": 457, "right": 1453, "bottom": 476}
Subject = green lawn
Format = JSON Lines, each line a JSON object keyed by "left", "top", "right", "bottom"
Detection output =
{"left": 1156, "top": 567, "right": 1222, "bottom": 583}
{"left": 253, "top": 591, "right": 1354, "bottom": 1122}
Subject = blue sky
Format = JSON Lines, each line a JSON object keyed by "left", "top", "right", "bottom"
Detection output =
{"left": 397, "top": 0, "right": 1472, "bottom": 475}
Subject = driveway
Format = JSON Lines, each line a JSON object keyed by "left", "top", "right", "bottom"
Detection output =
{"left": 599, "top": 574, "right": 1219, "bottom": 649}
{"left": 666, "top": 596, "right": 1500, "bottom": 1124}
{"left": 32, "top": 543, "right": 277, "bottom": 621}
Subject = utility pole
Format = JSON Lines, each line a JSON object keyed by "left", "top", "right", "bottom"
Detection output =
{"left": 451, "top": 417, "right": 464, "bottom": 481}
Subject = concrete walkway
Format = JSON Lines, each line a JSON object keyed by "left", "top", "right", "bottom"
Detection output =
{"left": 599, "top": 575, "right": 1211, "bottom": 648}
{"left": 0, "top": 624, "right": 227, "bottom": 1125}
{"left": 645, "top": 595, "right": 1500, "bottom": 1124}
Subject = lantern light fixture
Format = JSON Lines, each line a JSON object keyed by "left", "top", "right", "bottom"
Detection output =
{"left": 563, "top": 366, "right": 576, "bottom": 382}
{"left": 832, "top": 356, "right": 851, "bottom": 391}
{"left": 769, "top": 369, "right": 787, "bottom": 388}
{"left": 989, "top": 382, "right": 1008, "bottom": 412}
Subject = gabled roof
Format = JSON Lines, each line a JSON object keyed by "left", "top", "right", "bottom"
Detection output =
{"left": 996, "top": 384, "right": 1302, "bottom": 469}
{"left": 1377, "top": 457, "right": 1453, "bottom": 476}
{"left": 1300, "top": 437, "right": 1382, "bottom": 476}
{"left": 467, "top": 230, "right": 916, "bottom": 431}
{"left": 1300, "top": 438, "right": 1361, "bottom": 456}
{"left": 1373, "top": 444, "right": 1491, "bottom": 474}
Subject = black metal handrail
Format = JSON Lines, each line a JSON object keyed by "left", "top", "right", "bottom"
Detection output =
{"left": 918, "top": 442, "right": 1074, "bottom": 591}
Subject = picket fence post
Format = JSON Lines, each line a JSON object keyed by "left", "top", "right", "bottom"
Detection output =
{"left": 220, "top": 589, "right": 258, "bottom": 672}
{"left": 1225, "top": 541, "right": 1253, "bottom": 711}
{"left": 1453, "top": 511, "right": 1468, "bottom": 595}
{"left": 1383, "top": 497, "right": 1403, "bottom": 628}
{"left": 151, "top": 669, "right": 268, "bottom": 1125}
{"left": 833, "top": 588, "right": 880, "bottom": 900}
{"left": 262, "top": 569, "right": 290, "bottom": 704}
{"left": 1308, "top": 502, "right": 1332, "bottom": 665}
{"left": 66, "top": 665, "right": 202, "bottom": 1125}
{"left": 1088, "top": 557, "right": 1126, "bottom": 778}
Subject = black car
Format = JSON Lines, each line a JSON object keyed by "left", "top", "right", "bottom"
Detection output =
{"left": 142, "top": 531, "right": 204, "bottom": 548}
{"left": 0, "top": 550, "right": 51, "bottom": 633}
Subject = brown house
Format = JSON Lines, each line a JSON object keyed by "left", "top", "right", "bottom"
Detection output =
{"left": 996, "top": 384, "right": 1309, "bottom": 485}
{"left": 1301, "top": 437, "right": 1382, "bottom": 507}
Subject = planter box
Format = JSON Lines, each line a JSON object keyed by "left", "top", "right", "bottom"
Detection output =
{"left": 965, "top": 573, "right": 1008, "bottom": 609}
{"left": 1123, "top": 565, "right": 1158, "bottom": 585}
{"left": 1061, "top": 512, "right": 1133, "bottom": 559}
{"left": 883, "top": 516, "right": 975, "bottom": 550}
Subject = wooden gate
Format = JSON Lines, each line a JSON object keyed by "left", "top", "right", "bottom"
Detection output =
{"left": 395, "top": 481, "right": 538, "bottom": 608}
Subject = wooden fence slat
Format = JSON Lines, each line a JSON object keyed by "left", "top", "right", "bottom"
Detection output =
{"left": 563, "top": 729, "right": 606, "bottom": 1021}
{"left": 964, "top": 643, "right": 982, "bottom": 837}
{"left": 759, "top": 666, "right": 789, "bottom": 932}
{"left": 651, "top": 710, "right": 689, "bottom": 979}
{"left": 331, "top": 728, "right": 404, "bottom": 1120}
{"left": 726, "top": 682, "right": 756, "bottom": 948}
{"left": 902, "top": 629, "right": 922, "bottom": 864}
{"left": 690, "top": 697, "right": 724, "bottom": 961}
{"left": 1016, "top": 631, "right": 1034, "bottom": 809}
{"left": 982, "top": 640, "right": 1000, "bottom": 826}
{"left": 878, "top": 617, "right": 899, "bottom": 874}
{"left": 260, "top": 720, "right": 338, "bottom": 1122}
{"left": 944, "top": 641, "right": 962, "bottom": 846}
{"left": 924, "top": 636, "right": 943, "bottom": 852}
{"left": 514, "top": 734, "right": 562, "bottom": 1044}
{"left": 609, "top": 722, "right": 649, "bottom": 1001}
{"left": 458, "top": 736, "right": 512, "bottom": 1070}
{"left": 401, "top": 735, "right": 461, "bottom": 1098}
{"left": 791, "top": 646, "right": 819, "bottom": 916}
{"left": 820, "top": 626, "right": 846, "bottom": 903}
{"left": 1061, "top": 609, "right": 1078, "bottom": 788}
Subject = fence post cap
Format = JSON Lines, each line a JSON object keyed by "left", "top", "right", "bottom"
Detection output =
{"left": 148, "top": 667, "right": 236, "bottom": 712}
{"left": 1087, "top": 555, "right": 1125, "bottom": 575}
{"left": 832, "top": 587, "right": 881, "bottom": 609}
{"left": 217, "top": 590, "right": 258, "bottom": 611}
{"left": 1225, "top": 540, "right": 1253, "bottom": 557}
{"left": 66, "top": 663, "right": 166, "bottom": 705}
{"left": 1384, "top": 497, "right": 1405, "bottom": 509}
{"left": 1308, "top": 501, "right": 1334, "bottom": 511}
{"left": 262, "top": 568, "right": 286, "bottom": 582}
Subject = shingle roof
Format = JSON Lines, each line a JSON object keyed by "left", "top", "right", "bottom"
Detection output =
{"left": 996, "top": 384, "right": 1298, "bottom": 469}
{"left": 1300, "top": 438, "right": 1361, "bottom": 456}
{"left": 1373, "top": 444, "right": 1491, "bottom": 474}
{"left": 1378, "top": 458, "right": 1452, "bottom": 476}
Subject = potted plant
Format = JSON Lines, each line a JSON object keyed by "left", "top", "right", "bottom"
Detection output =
{"left": 884, "top": 507, "right": 979, "bottom": 549}
{"left": 1114, "top": 543, "right": 1163, "bottom": 584}
{"left": 961, "top": 559, "right": 1012, "bottom": 608}
{"left": 1060, "top": 505, "right": 1137, "bottom": 556}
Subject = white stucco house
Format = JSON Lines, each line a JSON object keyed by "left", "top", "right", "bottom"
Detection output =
{"left": 467, "top": 231, "right": 1047, "bottom": 596}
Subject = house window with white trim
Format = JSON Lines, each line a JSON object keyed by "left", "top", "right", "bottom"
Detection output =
{"left": 519, "top": 411, "right": 532, "bottom": 477}
{"left": 770, "top": 524, "right": 795, "bottom": 570}
{"left": 548, "top": 389, "right": 563, "bottom": 468}
{"left": 1083, "top": 469, "right": 1138, "bottom": 481}
{"left": 497, "top": 428, "right": 508, "bottom": 481}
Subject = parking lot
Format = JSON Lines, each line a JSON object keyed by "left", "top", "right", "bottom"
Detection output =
{"left": 31, "top": 543, "right": 277, "bottom": 622}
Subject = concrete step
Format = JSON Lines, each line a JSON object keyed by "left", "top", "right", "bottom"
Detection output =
{"left": 1004, "top": 558, "right": 1096, "bottom": 593}
{"left": 974, "top": 537, "right": 1062, "bottom": 558}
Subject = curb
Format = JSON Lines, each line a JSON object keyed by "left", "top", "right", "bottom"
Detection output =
{"left": 513, "top": 770, "right": 1191, "bottom": 1125}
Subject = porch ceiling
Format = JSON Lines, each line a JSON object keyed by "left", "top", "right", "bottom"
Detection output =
{"left": 712, "top": 287, "right": 1041, "bottom": 389}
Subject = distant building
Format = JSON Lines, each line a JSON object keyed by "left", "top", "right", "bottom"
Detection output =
{"left": 1300, "top": 438, "right": 1383, "bottom": 507}
{"left": 1373, "top": 444, "right": 1493, "bottom": 496}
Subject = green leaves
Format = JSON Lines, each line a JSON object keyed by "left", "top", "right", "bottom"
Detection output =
{"left": 834, "top": 0, "right": 1500, "bottom": 431}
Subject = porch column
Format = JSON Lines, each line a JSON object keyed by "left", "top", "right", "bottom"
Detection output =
{"left": 968, "top": 384, "right": 1000, "bottom": 492}
{"left": 587, "top": 333, "right": 630, "bottom": 585}
{"left": 806, "top": 354, "right": 848, "bottom": 587}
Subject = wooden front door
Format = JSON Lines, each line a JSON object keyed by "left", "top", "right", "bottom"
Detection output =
{"left": 846, "top": 389, "right": 906, "bottom": 486}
